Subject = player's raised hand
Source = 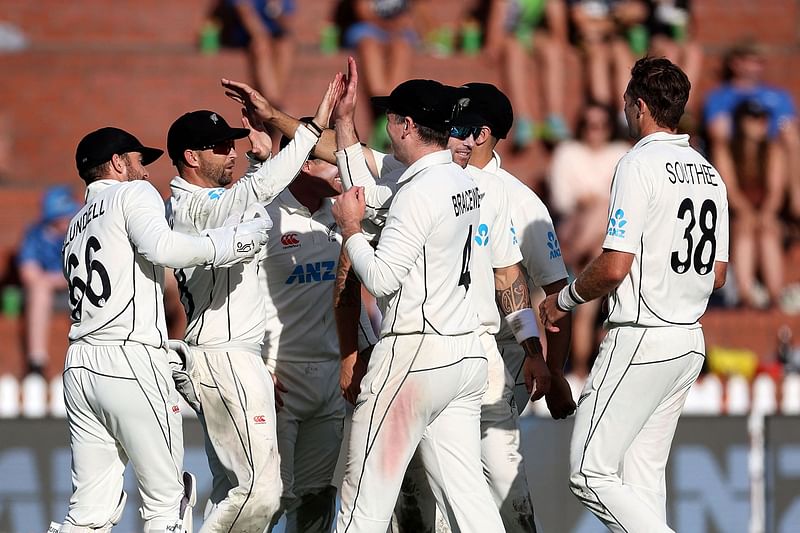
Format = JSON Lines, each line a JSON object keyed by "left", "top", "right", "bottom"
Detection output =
{"left": 545, "top": 374, "right": 577, "bottom": 419}
{"left": 222, "top": 78, "right": 277, "bottom": 123}
{"left": 334, "top": 56, "right": 359, "bottom": 124}
{"left": 311, "top": 71, "right": 345, "bottom": 130}
{"left": 539, "top": 293, "right": 567, "bottom": 333}
{"left": 241, "top": 112, "right": 272, "bottom": 161}
{"left": 332, "top": 186, "right": 366, "bottom": 237}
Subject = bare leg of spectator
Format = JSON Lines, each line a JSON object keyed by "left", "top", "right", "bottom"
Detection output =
{"left": 779, "top": 123, "right": 800, "bottom": 218}
{"left": 273, "top": 35, "right": 295, "bottom": 103}
{"left": 504, "top": 36, "right": 535, "bottom": 147}
{"left": 249, "top": 34, "right": 283, "bottom": 105}
{"left": 732, "top": 217, "right": 757, "bottom": 308}
{"left": 585, "top": 38, "right": 612, "bottom": 106}
{"left": 758, "top": 214, "right": 784, "bottom": 306}
{"left": 357, "top": 37, "right": 390, "bottom": 98}
{"left": 20, "top": 265, "right": 62, "bottom": 376}
{"left": 611, "top": 37, "right": 634, "bottom": 111}
{"left": 387, "top": 37, "right": 412, "bottom": 91}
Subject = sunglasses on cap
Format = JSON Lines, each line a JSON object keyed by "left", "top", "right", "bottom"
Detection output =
{"left": 449, "top": 125, "right": 482, "bottom": 140}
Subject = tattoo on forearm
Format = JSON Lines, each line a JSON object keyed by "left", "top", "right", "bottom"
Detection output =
{"left": 333, "top": 247, "right": 360, "bottom": 308}
{"left": 496, "top": 271, "right": 531, "bottom": 316}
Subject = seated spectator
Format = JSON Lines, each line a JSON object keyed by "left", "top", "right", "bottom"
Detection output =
{"left": 18, "top": 185, "right": 79, "bottom": 377}
{"left": 722, "top": 99, "right": 787, "bottom": 309}
{"left": 568, "top": 0, "right": 648, "bottom": 118}
{"left": 704, "top": 40, "right": 800, "bottom": 222}
{"left": 220, "top": 0, "right": 295, "bottom": 107}
{"left": 482, "top": 0, "right": 572, "bottom": 148}
{"left": 644, "top": 0, "right": 703, "bottom": 113}
{"left": 336, "top": 0, "right": 417, "bottom": 149}
{"left": 549, "top": 101, "right": 630, "bottom": 376}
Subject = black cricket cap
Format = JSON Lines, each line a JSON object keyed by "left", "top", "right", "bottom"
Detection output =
{"left": 371, "top": 79, "right": 456, "bottom": 132}
{"left": 167, "top": 110, "right": 249, "bottom": 164}
{"left": 75, "top": 127, "right": 163, "bottom": 174}
{"left": 460, "top": 83, "right": 514, "bottom": 139}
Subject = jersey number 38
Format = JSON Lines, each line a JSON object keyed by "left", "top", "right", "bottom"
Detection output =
{"left": 670, "top": 198, "right": 717, "bottom": 276}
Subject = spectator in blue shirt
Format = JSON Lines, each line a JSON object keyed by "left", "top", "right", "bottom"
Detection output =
{"left": 18, "top": 185, "right": 79, "bottom": 377}
{"left": 704, "top": 40, "right": 800, "bottom": 220}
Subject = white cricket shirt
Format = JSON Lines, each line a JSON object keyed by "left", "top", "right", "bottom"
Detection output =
{"left": 464, "top": 165, "right": 523, "bottom": 335}
{"left": 260, "top": 189, "right": 346, "bottom": 363}
{"left": 602, "top": 132, "right": 729, "bottom": 327}
{"left": 480, "top": 152, "right": 569, "bottom": 341}
{"left": 64, "top": 179, "right": 216, "bottom": 347}
{"left": 168, "top": 126, "right": 317, "bottom": 351}
{"left": 345, "top": 150, "right": 482, "bottom": 336}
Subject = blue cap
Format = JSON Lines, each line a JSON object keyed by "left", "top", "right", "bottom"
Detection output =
{"left": 41, "top": 186, "right": 80, "bottom": 222}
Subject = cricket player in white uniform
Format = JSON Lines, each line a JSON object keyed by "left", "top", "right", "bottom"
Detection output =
{"left": 331, "top": 78, "right": 505, "bottom": 533}
{"left": 165, "top": 82, "right": 338, "bottom": 533}
{"left": 258, "top": 130, "right": 376, "bottom": 533}
{"left": 330, "top": 62, "right": 547, "bottom": 532}
{"left": 57, "top": 127, "right": 268, "bottom": 533}
{"left": 541, "top": 57, "right": 730, "bottom": 533}
{"left": 458, "top": 82, "right": 575, "bottom": 420}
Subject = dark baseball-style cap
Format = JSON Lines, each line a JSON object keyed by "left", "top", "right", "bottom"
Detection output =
{"left": 75, "top": 127, "right": 163, "bottom": 174}
{"left": 460, "top": 83, "right": 514, "bottom": 139}
{"left": 371, "top": 79, "right": 456, "bottom": 132}
{"left": 167, "top": 110, "right": 249, "bottom": 163}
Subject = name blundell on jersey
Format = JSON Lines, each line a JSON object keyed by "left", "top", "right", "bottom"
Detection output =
{"left": 63, "top": 199, "right": 106, "bottom": 250}
{"left": 452, "top": 186, "right": 481, "bottom": 217}
{"left": 665, "top": 161, "right": 719, "bottom": 186}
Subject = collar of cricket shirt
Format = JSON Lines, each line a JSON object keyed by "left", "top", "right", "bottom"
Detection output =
{"left": 482, "top": 150, "right": 502, "bottom": 175}
{"left": 84, "top": 179, "right": 119, "bottom": 203}
{"left": 397, "top": 149, "right": 453, "bottom": 184}
{"left": 633, "top": 131, "right": 690, "bottom": 151}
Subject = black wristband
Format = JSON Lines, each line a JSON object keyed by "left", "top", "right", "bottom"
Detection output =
{"left": 307, "top": 120, "right": 324, "bottom": 137}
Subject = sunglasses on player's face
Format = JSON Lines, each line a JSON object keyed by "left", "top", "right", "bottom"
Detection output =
{"left": 198, "top": 139, "right": 235, "bottom": 155}
{"left": 449, "top": 125, "right": 482, "bottom": 140}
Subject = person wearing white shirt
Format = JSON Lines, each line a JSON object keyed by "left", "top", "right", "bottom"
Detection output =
{"left": 541, "top": 57, "right": 730, "bottom": 533}
{"left": 458, "top": 82, "right": 576, "bottom": 419}
{"left": 334, "top": 84, "right": 550, "bottom": 533}
{"left": 57, "top": 127, "right": 268, "bottom": 533}
{"left": 166, "top": 81, "right": 336, "bottom": 532}
{"left": 259, "top": 132, "right": 377, "bottom": 533}
{"left": 331, "top": 78, "right": 505, "bottom": 533}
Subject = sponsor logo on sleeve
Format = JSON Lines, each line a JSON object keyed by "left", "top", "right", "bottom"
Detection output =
{"left": 237, "top": 240, "right": 254, "bottom": 253}
{"left": 474, "top": 223, "right": 489, "bottom": 246}
{"left": 253, "top": 415, "right": 266, "bottom": 424}
{"left": 547, "top": 231, "right": 562, "bottom": 259}
{"left": 607, "top": 209, "right": 628, "bottom": 238}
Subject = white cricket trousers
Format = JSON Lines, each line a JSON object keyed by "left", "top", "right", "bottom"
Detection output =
{"left": 336, "top": 333, "right": 504, "bottom": 533}
{"left": 61, "top": 343, "right": 184, "bottom": 532}
{"left": 269, "top": 358, "right": 344, "bottom": 533}
{"left": 569, "top": 326, "right": 705, "bottom": 533}
{"left": 192, "top": 348, "right": 282, "bottom": 533}
{"left": 394, "top": 333, "right": 536, "bottom": 532}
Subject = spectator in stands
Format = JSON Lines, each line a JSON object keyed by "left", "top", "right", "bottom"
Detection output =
{"left": 644, "top": 0, "right": 702, "bottom": 113}
{"left": 723, "top": 99, "right": 787, "bottom": 310}
{"left": 704, "top": 40, "right": 800, "bottom": 223}
{"left": 568, "top": 0, "right": 648, "bottom": 118}
{"left": 18, "top": 185, "right": 79, "bottom": 377}
{"left": 336, "top": 0, "right": 416, "bottom": 149}
{"left": 483, "top": 0, "right": 571, "bottom": 148}
{"left": 548, "top": 101, "right": 630, "bottom": 376}
{"left": 221, "top": 0, "right": 295, "bottom": 108}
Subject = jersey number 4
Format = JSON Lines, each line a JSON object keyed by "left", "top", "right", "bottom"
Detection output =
{"left": 671, "top": 198, "right": 717, "bottom": 275}
{"left": 459, "top": 224, "right": 473, "bottom": 292}
{"left": 66, "top": 236, "right": 112, "bottom": 321}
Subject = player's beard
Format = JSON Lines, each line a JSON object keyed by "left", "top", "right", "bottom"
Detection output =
{"left": 124, "top": 161, "right": 146, "bottom": 181}
{"left": 199, "top": 157, "right": 232, "bottom": 187}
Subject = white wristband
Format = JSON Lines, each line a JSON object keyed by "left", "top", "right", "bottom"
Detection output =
{"left": 505, "top": 308, "right": 540, "bottom": 344}
{"left": 557, "top": 280, "right": 586, "bottom": 312}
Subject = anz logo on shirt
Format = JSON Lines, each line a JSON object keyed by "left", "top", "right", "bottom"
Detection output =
{"left": 547, "top": 231, "right": 561, "bottom": 259}
{"left": 607, "top": 209, "right": 628, "bottom": 238}
{"left": 474, "top": 224, "right": 490, "bottom": 247}
{"left": 285, "top": 261, "right": 336, "bottom": 284}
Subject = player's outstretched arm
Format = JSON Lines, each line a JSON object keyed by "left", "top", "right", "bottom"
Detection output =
{"left": 495, "top": 263, "right": 551, "bottom": 401}
{"left": 334, "top": 246, "right": 365, "bottom": 405}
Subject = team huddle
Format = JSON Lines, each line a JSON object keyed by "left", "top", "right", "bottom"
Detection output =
{"left": 51, "top": 55, "right": 728, "bottom": 533}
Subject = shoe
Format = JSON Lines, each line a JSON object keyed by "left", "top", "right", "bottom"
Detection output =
{"left": 22, "top": 373, "right": 47, "bottom": 418}
{"left": 513, "top": 117, "right": 535, "bottom": 150}
{"left": 544, "top": 114, "right": 571, "bottom": 142}
{"left": 369, "top": 115, "right": 391, "bottom": 151}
